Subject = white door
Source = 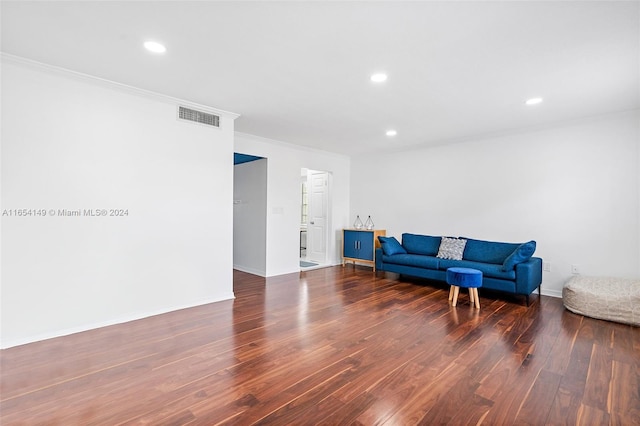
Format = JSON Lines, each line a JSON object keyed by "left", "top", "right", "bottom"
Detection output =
{"left": 307, "top": 171, "right": 328, "bottom": 263}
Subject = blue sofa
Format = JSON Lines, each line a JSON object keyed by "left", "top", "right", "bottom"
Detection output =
{"left": 375, "top": 233, "right": 543, "bottom": 305}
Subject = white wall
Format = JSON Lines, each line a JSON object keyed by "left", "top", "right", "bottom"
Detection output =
{"left": 0, "top": 57, "right": 238, "bottom": 348}
{"left": 351, "top": 110, "right": 640, "bottom": 297}
{"left": 233, "top": 158, "right": 267, "bottom": 275}
{"left": 234, "top": 133, "right": 350, "bottom": 277}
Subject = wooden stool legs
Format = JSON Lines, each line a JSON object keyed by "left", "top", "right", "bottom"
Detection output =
{"left": 448, "top": 285, "right": 480, "bottom": 309}
{"left": 471, "top": 288, "right": 480, "bottom": 309}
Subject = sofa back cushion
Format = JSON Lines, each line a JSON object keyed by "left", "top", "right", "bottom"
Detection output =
{"left": 461, "top": 238, "right": 520, "bottom": 264}
{"left": 402, "top": 233, "right": 441, "bottom": 256}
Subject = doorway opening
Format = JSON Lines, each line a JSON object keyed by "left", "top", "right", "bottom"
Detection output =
{"left": 300, "top": 168, "right": 331, "bottom": 271}
{"left": 233, "top": 153, "right": 267, "bottom": 277}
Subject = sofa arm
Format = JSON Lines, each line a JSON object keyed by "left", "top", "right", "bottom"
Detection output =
{"left": 515, "top": 257, "right": 543, "bottom": 295}
{"left": 375, "top": 248, "right": 384, "bottom": 270}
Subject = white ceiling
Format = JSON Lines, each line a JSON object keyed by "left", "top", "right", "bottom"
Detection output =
{"left": 2, "top": 1, "right": 638, "bottom": 156}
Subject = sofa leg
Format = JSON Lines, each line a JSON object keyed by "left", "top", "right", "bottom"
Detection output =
{"left": 526, "top": 294, "right": 530, "bottom": 307}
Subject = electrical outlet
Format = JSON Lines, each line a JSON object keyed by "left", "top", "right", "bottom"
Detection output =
{"left": 543, "top": 262, "right": 551, "bottom": 272}
{"left": 571, "top": 264, "right": 580, "bottom": 274}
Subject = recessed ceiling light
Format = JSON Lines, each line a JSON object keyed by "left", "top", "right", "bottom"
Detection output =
{"left": 144, "top": 41, "right": 166, "bottom": 54}
{"left": 386, "top": 130, "right": 397, "bottom": 136}
{"left": 525, "top": 97, "right": 543, "bottom": 105}
{"left": 371, "top": 73, "right": 388, "bottom": 83}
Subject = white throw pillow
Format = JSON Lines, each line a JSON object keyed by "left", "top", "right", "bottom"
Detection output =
{"left": 436, "top": 237, "right": 467, "bottom": 260}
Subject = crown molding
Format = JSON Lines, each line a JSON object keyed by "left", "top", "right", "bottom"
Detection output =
{"left": 234, "top": 131, "right": 351, "bottom": 161}
{"left": 1, "top": 52, "right": 240, "bottom": 120}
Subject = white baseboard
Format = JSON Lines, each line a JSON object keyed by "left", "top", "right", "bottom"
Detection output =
{"left": 233, "top": 264, "right": 267, "bottom": 277}
{"left": 541, "top": 288, "right": 562, "bottom": 298}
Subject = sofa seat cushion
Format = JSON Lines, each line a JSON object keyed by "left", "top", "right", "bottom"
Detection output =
{"left": 438, "top": 259, "right": 516, "bottom": 280}
{"left": 461, "top": 238, "right": 520, "bottom": 265}
{"left": 401, "top": 233, "right": 441, "bottom": 256}
{"left": 382, "top": 253, "right": 440, "bottom": 270}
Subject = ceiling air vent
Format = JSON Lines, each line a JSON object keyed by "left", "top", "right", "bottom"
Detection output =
{"left": 178, "top": 106, "right": 220, "bottom": 127}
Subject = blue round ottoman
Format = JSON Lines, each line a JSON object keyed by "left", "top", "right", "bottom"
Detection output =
{"left": 446, "top": 267, "right": 483, "bottom": 309}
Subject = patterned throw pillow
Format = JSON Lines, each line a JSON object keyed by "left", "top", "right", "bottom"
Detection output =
{"left": 436, "top": 237, "right": 467, "bottom": 260}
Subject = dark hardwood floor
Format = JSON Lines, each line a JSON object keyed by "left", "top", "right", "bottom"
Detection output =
{"left": 1, "top": 266, "right": 639, "bottom": 425}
